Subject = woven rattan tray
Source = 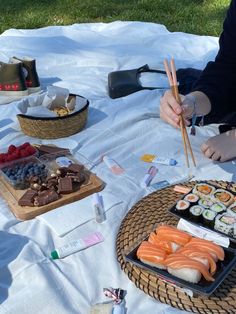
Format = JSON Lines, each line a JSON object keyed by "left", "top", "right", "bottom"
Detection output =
{"left": 116, "top": 181, "right": 236, "bottom": 314}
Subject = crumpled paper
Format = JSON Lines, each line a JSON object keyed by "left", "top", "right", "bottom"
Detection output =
{"left": 17, "top": 86, "right": 87, "bottom": 118}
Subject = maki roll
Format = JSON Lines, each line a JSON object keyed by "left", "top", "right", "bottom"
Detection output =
{"left": 202, "top": 209, "right": 217, "bottom": 228}
{"left": 213, "top": 189, "right": 234, "bottom": 207}
{"left": 214, "top": 213, "right": 236, "bottom": 237}
{"left": 176, "top": 200, "right": 190, "bottom": 215}
{"left": 189, "top": 205, "right": 204, "bottom": 222}
{"left": 193, "top": 183, "right": 215, "bottom": 199}
{"left": 227, "top": 203, "right": 236, "bottom": 217}
{"left": 184, "top": 193, "right": 199, "bottom": 204}
{"left": 210, "top": 203, "right": 226, "bottom": 215}
{"left": 198, "top": 198, "right": 214, "bottom": 209}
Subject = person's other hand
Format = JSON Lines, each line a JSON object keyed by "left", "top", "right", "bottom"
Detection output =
{"left": 160, "top": 90, "right": 194, "bottom": 128}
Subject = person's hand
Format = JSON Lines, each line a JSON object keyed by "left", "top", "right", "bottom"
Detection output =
{"left": 160, "top": 90, "right": 194, "bottom": 128}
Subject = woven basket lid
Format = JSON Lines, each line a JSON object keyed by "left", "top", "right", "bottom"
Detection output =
{"left": 116, "top": 181, "right": 236, "bottom": 314}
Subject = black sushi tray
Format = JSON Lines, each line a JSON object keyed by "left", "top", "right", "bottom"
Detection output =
{"left": 125, "top": 237, "right": 236, "bottom": 296}
{"left": 168, "top": 181, "right": 236, "bottom": 247}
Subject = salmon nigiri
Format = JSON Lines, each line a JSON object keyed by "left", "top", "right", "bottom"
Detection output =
{"left": 176, "top": 247, "right": 217, "bottom": 275}
{"left": 165, "top": 254, "right": 215, "bottom": 283}
{"left": 136, "top": 241, "right": 167, "bottom": 269}
{"left": 148, "top": 231, "right": 175, "bottom": 254}
{"left": 155, "top": 225, "right": 192, "bottom": 247}
{"left": 185, "top": 238, "right": 225, "bottom": 261}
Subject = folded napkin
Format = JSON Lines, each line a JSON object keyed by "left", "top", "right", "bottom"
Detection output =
{"left": 36, "top": 189, "right": 123, "bottom": 237}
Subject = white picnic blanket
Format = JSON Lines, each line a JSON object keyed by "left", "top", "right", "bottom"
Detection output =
{"left": 0, "top": 21, "right": 235, "bottom": 314}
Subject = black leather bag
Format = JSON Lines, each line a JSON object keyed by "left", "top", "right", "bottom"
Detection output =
{"left": 108, "top": 64, "right": 202, "bottom": 99}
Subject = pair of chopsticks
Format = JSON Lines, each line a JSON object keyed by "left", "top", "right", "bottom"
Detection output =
{"left": 164, "top": 58, "right": 196, "bottom": 168}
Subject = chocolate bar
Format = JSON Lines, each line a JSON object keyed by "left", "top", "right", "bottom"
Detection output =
{"left": 68, "top": 163, "right": 84, "bottom": 173}
{"left": 37, "top": 145, "right": 70, "bottom": 156}
{"left": 58, "top": 177, "right": 73, "bottom": 194}
{"left": 34, "top": 190, "right": 59, "bottom": 206}
{"left": 18, "top": 190, "right": 38, "bottom": 206}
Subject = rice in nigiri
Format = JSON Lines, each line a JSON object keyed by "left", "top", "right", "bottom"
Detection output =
{"left": 165, "top": 254, "right": 215, "bottom": 283}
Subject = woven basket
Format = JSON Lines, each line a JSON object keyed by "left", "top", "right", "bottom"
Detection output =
{"left": 17, "top": 94, "right": 89, "bottom": 139}
{"left": 116, "top": 180, "right": 236, "bottom": 314}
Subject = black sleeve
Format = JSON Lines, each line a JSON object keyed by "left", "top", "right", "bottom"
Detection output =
{"left": 193, "top": 0, "right": 236, "bottom": 122}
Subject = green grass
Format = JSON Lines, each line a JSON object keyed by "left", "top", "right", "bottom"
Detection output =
{"left": 0, "top": 0, "right": 231, "bottom": 36}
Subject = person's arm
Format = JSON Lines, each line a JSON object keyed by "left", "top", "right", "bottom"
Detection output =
{"left": 193, "top": 0, "right": 236, "bottom": 121}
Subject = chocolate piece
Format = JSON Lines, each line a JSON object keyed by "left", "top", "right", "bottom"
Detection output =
{"left": 18, "top": 189, "right": 38, "bottom": 207}
{"left": 70, "top": 173, "right": 85, "bottom": 184}
{"left": 38, "top": 145, "right": 70, "bottom": 156}
{"left": 56, "top": 167, "right": 69, "bottom": 177}
{"left": 58, "top": 177, "right": 73, "bottom": 194}
{"left": 34, "top": 190, "right": 59, "bottom": 206}
{"left": 68, "top": 163, "right": 84, "bottom": 173}
{"left": 46, "top": 177, "right": 58, "bottom": 190}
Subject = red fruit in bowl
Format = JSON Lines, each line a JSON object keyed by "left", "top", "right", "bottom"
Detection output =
{"left": 8, "top": 145, "right": 16, "bottom": 154}
{"left": 11, "top": 152, "right": 18, "bottom": 160}
{"left": 20, "top": 150, "right": 29, "bottom": 158}
{"left": 26, "top": 145, "right": 36, "bottom": 155}
{"left": 0, "top": 154, "right": 5, "bottom": 163}
{"left": 7, "top": 154, "right": 15, "bottom": 161}
{"left": 19, "top": 142, "right": 30, "bottom": 150}
{"left": 13, "top": 149, "right": 20, "bottom": 158}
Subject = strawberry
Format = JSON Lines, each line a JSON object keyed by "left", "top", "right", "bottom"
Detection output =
{"left": 14, "top": 148, "right": 21, "bottom": 158}
{"left": 8, "top": 145, "right": 16, "bottom": 154}
{"left": 7, "top": 154, "right": 15, "bottom": 161}
{"left": 20, "top": 150, "right": 29, "bottom": 158}
{"left": 26, "top": 145, "right": 36, "bottom": 155}
{"left": 0, "top": 154, "right": 5, "bottom": 163}
{"left": 19, "top": 142, "right": 30, "bottom": 150}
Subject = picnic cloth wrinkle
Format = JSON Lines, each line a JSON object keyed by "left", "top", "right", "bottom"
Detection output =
{"left": 0, "top": 21, "right": 233, "bottom": 314}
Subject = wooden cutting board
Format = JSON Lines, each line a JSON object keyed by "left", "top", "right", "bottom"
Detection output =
{"left": 0, "top": 170, "right": 105, "bottom": 220}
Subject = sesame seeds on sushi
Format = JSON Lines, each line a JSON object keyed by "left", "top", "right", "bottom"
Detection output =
{"left": 213, "top": 189, "right": 234, "bottom": 207}
{"left": 214, "top": 213, "right": 236, "bottom": 238}
{"left": 227, "top": 203, "right": 236, "bottom": 217}
{"left": 193, "top": 183, "right": 215, "bottom": 199}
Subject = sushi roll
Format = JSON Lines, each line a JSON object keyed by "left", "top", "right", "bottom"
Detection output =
{"left": 227, "top": 203, "right": 236, "bottom": 217}
{"left": 184, "top": 193, "right": 199, "bottom": 204}
{"left": 210, "top": 203, "right": 226, "bottom": 214}
{"left": 214, "top": 213, "right": 236, "bottom": 237}
{"left": 175, "top": 200, "right": 190, "bottom": 215}
{"left": 213, "top": 189, "right": 234, "bottom": 207}
{"left": 198, "top": 198, "right": 214, "bottom": 209}
{"left": 202, "top": 209, "right": 217, "bottom": 228}
{"left": 192, "top": 183, "right": 215, "bottom": 199}
{"left": 189, "top": 205, "right": 204, "bottom": 222}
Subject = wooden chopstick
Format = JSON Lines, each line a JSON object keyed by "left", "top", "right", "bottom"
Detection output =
{"left": 164, "top": 59, "right": 189, "bottom": 167}
{"left": 171, "top": 59, "right": 196, "bottom": 167}
{"left": 164, "top": 58, "right": 196, "bottom": 168}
